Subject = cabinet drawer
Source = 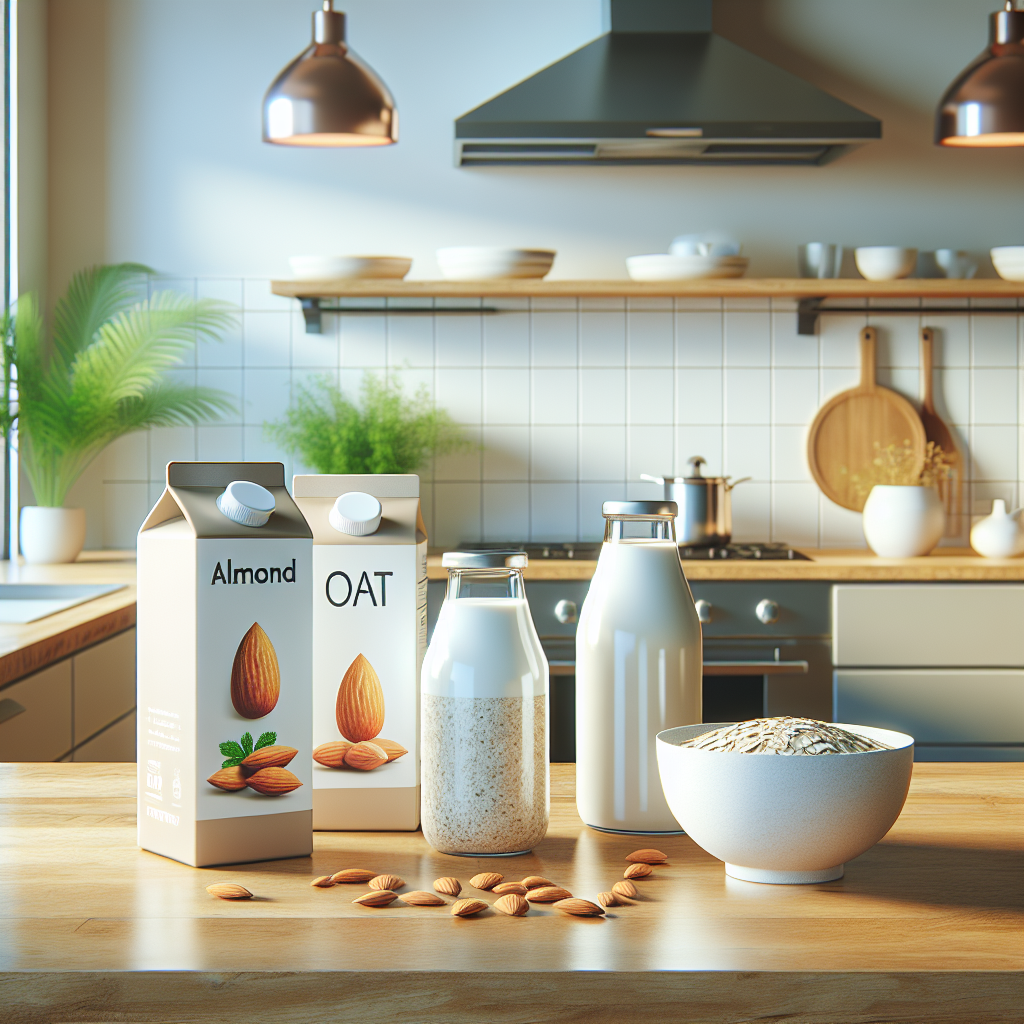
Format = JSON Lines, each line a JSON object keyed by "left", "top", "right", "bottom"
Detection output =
{"left": 0, "top": 661, "right": 73, "bottom": 760}
{"left": 74, "top": 628, "right": 136, "bottom": 742}
{"left": 834, "top": 669, "right": 1024, "bottom": 744}
{"left": 73, "top": 711, "right": 136, "bottom": 762}
{"left": 833, "top": 585, "right": 1024, "bottom": 667}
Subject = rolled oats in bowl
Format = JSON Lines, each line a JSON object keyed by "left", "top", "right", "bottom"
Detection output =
{"left": 680, "top": 717, "right": 892, "bottom": 755}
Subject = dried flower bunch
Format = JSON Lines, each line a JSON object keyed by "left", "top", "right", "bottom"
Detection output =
{"left": 845, "top": 440, "right": 954, "bottom": 503}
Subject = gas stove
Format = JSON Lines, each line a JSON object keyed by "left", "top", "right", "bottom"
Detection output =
{"left": 461, "top": 541, "right": 809, "bottom": 561}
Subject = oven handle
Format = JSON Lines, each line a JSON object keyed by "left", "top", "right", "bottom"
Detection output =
{"left": 702, "top": 660, "right": 809, "bottom": 676}
{"left": 546, "top": 661, "right": 809, "bottom": 677}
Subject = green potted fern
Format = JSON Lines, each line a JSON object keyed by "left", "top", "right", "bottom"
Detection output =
{"left": 2, "top": 264, "right": 235, "bottom": 563}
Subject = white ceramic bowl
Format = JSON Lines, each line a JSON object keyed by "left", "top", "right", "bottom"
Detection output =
{"left": 289, "top": 255, "right": 412, "bottom": 280}
{"left": 436, "top": 247, "right": 555, "bottom": 280}
{"left": 990, "top": 246, "right": 1024, "bottom": 282}
{"left": 656, "top": 722, "right": 914, "bottom": 883}
{"left": 626, "top": 254, "right": 749, "bottom": 281}
{"left": 854, "top": 246, "right": 918, "bottom": 281}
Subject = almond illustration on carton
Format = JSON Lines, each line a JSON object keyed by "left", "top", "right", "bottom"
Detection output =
{"left": 206, "top": 766, "right": 248, "bottom": 791}
{"left": 240, "top": 745, "right": 297, "bottom": 771}
{"left": 244, "top": 767, "right": 302, "bottom": 795}
{"left": 336, "top": 654, "right": 385, "bottom": 742}
{"left": 343, "top": 741, "right": 388, "bottom": 771}
{"left": 313, "top": 741, "right": 352, "bottom": 768}
{"left": 373, "top": 738, "right": 408, "bottom": 762}
{"left": 231, "top": 623, "right": 280, "bottom": 719}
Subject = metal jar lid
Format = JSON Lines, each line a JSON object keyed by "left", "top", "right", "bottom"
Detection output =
{"left": 441, "top": 550, "right": 529, "bottom": 569}
{"left": 602, "top": 500, "right": 678, "bottom": 520}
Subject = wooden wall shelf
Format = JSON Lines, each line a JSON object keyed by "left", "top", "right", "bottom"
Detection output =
{"left": 270, "top": 278, "right": 1024, "bottom": 335}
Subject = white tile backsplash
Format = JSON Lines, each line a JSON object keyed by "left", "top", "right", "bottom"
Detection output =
{"left": 89, "top": 280, "right": 1024, "bottom": 550}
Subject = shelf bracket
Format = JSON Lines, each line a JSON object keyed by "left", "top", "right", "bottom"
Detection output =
{"left": 300, "top": 298, "right": 324, "bottom": 335}
{"left": 797, "top": 298, "right": 823, "bottom": 336}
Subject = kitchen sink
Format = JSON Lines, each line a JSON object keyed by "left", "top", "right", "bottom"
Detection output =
{"left": 0, "top": 583, "right": 127, "bottom": 624}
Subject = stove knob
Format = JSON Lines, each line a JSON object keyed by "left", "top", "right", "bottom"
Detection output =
{"left": 694, "top": 599, "right": 712, "bottom": 624}
{"left": 756, "top": 599, "right": 780, "bottom": 625}
{"left": 554, "top": 599, "right": 577, "bottom": 625}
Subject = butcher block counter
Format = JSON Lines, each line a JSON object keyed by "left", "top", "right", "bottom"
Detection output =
{"left": 427, "top": 548, "right": 1024, "bottom": 582}
{"left": 0, "top": 552, "right": 136, "bottom": 687}
{"left": 0, "top": 762, "right": 1019, "bottom": 1024}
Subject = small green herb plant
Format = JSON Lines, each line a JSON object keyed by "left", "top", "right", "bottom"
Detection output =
{"left": 1, "top": 263, "right": 236, "bottom": 507}
{"left": 266, "top": 371, "right": 470, "bottom": 474}
{"left": 219, "top": 731, "right": 277, "bottom": 768}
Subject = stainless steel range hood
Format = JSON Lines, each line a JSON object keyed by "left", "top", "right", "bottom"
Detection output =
{"left": 455, "top": 0, "right": 881, "bottom": 167}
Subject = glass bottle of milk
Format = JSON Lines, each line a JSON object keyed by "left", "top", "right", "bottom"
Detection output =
{"left": 421, "top": 551, "right": 549, "bottom": 855}
{"left": 576, "top": 501, "right": 702, "bottom": 833}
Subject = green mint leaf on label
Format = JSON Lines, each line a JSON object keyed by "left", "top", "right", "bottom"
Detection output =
{"left": 219, "top": 741, "right": 245, "bottom": 759}
{"left": 221, "top": 756, "right": 244, "bottom": 768}
{"left": 255, "top": 731, "right": 277, "bottom": 751}
{"left": 241, "top": 732, "right": 254, "bottom": 756}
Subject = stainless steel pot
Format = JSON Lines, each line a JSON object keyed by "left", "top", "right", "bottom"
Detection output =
{"left": 642, "top": 457, "right": 750, "bottom": 546}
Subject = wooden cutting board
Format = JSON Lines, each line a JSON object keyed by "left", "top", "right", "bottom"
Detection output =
{"left": 919, "top": 326, "right": 963, "bottom": 531}
{"left": 807, "top": 326, "right": 926, "bottom": 512}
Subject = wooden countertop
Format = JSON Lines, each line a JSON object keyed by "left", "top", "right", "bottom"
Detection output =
{"left": 0, "top": 552, "right": 136, "bottom": 687}
{"left": 0, "top": 762, "right": 1019, "bottom": 1023}
{"left": 427, "top": 548, "right": 1024, "bottom": 582}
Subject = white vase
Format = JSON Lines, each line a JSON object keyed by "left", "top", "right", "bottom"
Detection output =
{"left": 862, "top": 485, "right": 945, "bottom": 558}
{"left": 970, "top": 499, "right": 1024, "bottom": 558}
{"left": 20, "top": 506, "right": 87, "bottom": 564}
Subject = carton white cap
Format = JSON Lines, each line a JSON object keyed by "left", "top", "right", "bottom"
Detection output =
{"left": 329, "top": 491, "right": 382, "bottom": 536}
{"left": 216, "top": 480, "right": 276, "bottom": 528}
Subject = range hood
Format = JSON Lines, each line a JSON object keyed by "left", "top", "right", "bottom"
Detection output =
{"left": 455, "top": 0, "right": 881, "bottom": 166}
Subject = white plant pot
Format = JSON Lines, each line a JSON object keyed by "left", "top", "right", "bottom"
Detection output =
{"left": 862, "top": 485, "right": 945, "bottom": 558}
{"left": 20, "top": 506, "right": 87, "bottom": 564}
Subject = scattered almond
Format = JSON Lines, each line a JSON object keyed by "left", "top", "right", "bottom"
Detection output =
{"left": 624, "top": 863, "right": 653, "bottom": 880}
{"left": 554, "top": 898, "right": 605, "bottom": 917}
{"left": 492, "top": 882, "right": 528, "bottom": 897}
{"left": 612, "top": 880, "right": 638, "bottom": 899}
{"left": 370, "top": 873, "right": 404, "bottom": 891}
{"left": 526, "top": 885, "right": 572, "bottom": 903}
{"left": 625, "top": 848, "right": 667, "bottom": 864}
{"left": 244, "top": 767, "right": 303, "bottom": 795}
{"left": 374, "top": 738, "right": 408, "bottom": 762}
{"left": 313, "top": 741, "right": 352, "bottom": 769}
{"left": 206, "top": 882, "right": 252, "bottom": 900}
{"left": 521, "top": 875, "right": 555, "bottom": 890}
{"left": 240, "top": 745, "right": 298, "bottom": 771}
{"left": 310, "top": 875, "right": 335, "bottom": 888}
{"left": 451, "top": 898, "right": 488, "bottom": 917}
{"left": 206, "top": 766, "right": 248, "bottom": 791}
{"left": 434, "top": 876, "right": 462, "bottom": 897}
{"left": 343, "top": 740, "right": 388, "bottom": 772}
{"left": 399, "top": 891, "right": 446, "bottom": 906}
{"left": 597, "top": 891, "right": 619, "bottom": 907}
{"left": 353, "top": 889, "right": 397, "bottom": 907}
{"left": 494, "top": 893, "right": 529, "bottom": 917}
{"left": 470, "top": 872, "right": 503, "bottom": 891}
{"left": 331, "top": 868, "right": 377, "bottom": 884}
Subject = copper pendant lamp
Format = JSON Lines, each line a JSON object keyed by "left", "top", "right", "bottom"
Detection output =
{"left": 263, "top": 1, "right": 397, "bottom": 147}
{"left": 936, "top": 2, "right": 1024, "bottom": 147}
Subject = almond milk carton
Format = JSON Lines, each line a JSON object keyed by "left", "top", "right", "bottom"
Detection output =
{"left": 137, "top": 462, "right": 313, "bottom": 866}
{"left": 292, "top": 474, "right": 426, "bottom": 830}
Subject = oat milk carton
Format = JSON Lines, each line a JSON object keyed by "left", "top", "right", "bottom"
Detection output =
{"left": 292, "top": 474, "right": 426, "bottom": 830}
{"left": 137, "top": 462, "right": 313, "bottom": 866}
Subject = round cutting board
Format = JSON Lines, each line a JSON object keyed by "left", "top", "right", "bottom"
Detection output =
{"left": 806, "top": 327, "right": 926, "bottom": 512}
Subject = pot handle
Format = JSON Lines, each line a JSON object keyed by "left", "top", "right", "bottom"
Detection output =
{"left": 725, "top": 476, "right": 752, "bottom": 491}
{"left": 640, "top": 473, "right": 666, "bottom": 486}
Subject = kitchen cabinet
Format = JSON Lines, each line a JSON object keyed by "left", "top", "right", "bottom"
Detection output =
{"left": 0, "top": 627, "right": 136, "bottom": 762}
{"left": 833, "top": 585, "right": 1024, "bottom": 760}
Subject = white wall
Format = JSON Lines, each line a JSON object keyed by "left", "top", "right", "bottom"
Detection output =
{"left": 39, "top": 0, "right": 1024, "bottom": 549}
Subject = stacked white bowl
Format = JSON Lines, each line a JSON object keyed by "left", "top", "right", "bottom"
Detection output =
{"left": 436, "top": 247, "right": 555, "bottom": 280}
{"left": 990, "top": 246, "right": 1024, "bottom": 282}
{"left": 626, "top": 233, "right": 748, "bottom": 281}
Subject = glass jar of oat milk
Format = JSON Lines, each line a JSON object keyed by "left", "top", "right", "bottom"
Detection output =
{"left": 421, "top": 551, "right": 549, "bottom": 855}
{"left": 576, "top": 501, "right": 702, "bottom": 834}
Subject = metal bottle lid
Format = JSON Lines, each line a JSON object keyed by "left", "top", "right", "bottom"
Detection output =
{"left": 442, "top": 550, "right": 529, "bottom": 569}
{"left": 602, "top": 500, "right": 678, "bottom": 519}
